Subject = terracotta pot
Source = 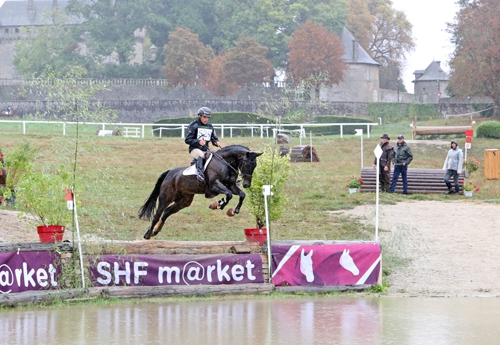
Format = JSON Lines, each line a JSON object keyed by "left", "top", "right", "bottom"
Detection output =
{"left": 244, "top": 228, "right": 267, "bottom": 246}
{"left": 37, "top": 225, "right": 65, "bottom": 243}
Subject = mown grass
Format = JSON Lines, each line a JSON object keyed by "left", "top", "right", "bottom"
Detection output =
{"left": 1, "top": 120, "right": 499, "bottom": 245}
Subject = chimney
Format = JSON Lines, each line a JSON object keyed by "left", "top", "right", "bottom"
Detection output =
{"left": 27, "top": 0, "right": 36, "bottom": 21}
{"left": 436, "top": 61, "right": 441, "bottom": 66}
{"left": 352, "top": 39, "right": 359, "bottom": 62}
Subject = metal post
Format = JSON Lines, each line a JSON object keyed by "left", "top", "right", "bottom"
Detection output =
{"left": 72, "top": 190, "right": 86, "bottom": 289}
{"left": 263, "top": 185, "right": 273, "bottom": 282}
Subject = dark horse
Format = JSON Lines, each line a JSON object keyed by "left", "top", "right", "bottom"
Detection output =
{"left": 139, "top": 145, "right": 262, "bottom": 239}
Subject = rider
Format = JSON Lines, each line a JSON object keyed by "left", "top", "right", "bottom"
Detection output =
{"left": 185, "top": 107, "right": 222, "bottom": 184}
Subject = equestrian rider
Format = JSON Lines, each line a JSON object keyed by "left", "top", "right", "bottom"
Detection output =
{"left": 185, "top": 107, "right": 222, "bottom": 184}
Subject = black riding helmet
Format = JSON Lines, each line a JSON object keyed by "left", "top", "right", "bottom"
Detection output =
{"left": 198, "top": 107, "right": 211, "bottom": 117}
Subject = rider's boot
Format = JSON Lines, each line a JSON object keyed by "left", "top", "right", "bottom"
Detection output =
{"left": 196, "top": 157, "right": 205, "bottom": 184}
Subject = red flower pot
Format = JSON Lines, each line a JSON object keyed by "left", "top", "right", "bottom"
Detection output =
{"left": 244, "top": 228, "right": 267, "bottom": 246}
{"left": 37, "top": 225, "right": 65, "bottom": 243}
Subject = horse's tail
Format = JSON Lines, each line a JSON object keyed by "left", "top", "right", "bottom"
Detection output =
{"left": 138, "top": 170, "right": 169, "bottom": 220}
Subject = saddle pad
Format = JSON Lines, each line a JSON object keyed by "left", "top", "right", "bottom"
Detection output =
{"left": 182, "top": 153, "right": 213, "bottom": 176}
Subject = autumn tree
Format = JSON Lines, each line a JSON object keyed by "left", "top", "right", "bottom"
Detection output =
{"left": 288, "top": 20, "right": 347, "bottom": 99}
{"left": 448, "top": 0, "right": 500, "bottom": 111}
{"left": 205, "top": 36, "right": 273, "bottom": 96}
{"left": 366, "top": 0, "right": 414, "bottom": 91}
{"left": 162, "top": 28, "right": 214, "bottom": 88}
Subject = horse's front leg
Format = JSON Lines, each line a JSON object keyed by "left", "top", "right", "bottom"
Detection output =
{"left": 209, "top": 181, "right": 233, "bottom": 210}
{"left": 231, "top": 185, "right": 245, "bottom": 214}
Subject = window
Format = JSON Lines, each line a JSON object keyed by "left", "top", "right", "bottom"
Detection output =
{"left": 365, "top": 69, "right": 370, "bottom": 80}
{"left": 4, "top": 28, "right": 9, "bottom": 34}
{"left": 15, "top": 28, "right": 19, "bottom": 33}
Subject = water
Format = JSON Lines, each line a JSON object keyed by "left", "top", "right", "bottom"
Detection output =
{"left": 1, "top": 296, "right": 499, "bottom": 345}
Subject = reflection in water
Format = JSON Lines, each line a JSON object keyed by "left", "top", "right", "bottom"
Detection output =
{"left": 1, "top": 297, "right": 499, "bottom": 345}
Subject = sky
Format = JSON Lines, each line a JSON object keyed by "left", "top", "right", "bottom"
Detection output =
{"left": 391, "top": 0, "right": 461, "bottom": 93}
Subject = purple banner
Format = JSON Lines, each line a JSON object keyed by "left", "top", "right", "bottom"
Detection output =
{"left": 272, "top": 243, "right": 381, "bottom": 286}
{"left": 88, "top": 254, "right": 264, "bottom": 287}
{"left": 0, "top": 252, "right": 62, "bottom": 294}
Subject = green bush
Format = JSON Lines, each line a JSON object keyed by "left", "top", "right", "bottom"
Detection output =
{"left": 152, "top": 112, "right": 276, "bottom": 137}
{"left": 368, "top": 103, "right": 439, "bottom": 124}
{"left": 476, "top": 121, "right": 500, "bottom": 139}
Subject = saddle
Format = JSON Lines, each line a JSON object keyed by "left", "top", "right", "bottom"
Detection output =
{"left": 182, "top": 152, "right": 213, "bottom": 176}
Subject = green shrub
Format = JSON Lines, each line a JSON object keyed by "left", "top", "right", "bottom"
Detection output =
{"left": 368, "top": 103, "right": 439, "bottom": 124}
{"left": 476, "top": 121, "right": 500, "bottom": 139}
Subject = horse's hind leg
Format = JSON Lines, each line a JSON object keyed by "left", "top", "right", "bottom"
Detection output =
{"left": 150, "top": 194, "right": 195, "bottom": 237}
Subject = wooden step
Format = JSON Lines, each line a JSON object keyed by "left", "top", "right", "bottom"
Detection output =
{"left": 360, "top": 167, "right": 465, "bottom": 194}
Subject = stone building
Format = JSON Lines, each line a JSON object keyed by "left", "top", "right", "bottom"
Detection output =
{"left": 320, "top": 28, "right": 380, "bottom": 103}
{"left": 413, "top": 60, "right": 450, "bottom": 103}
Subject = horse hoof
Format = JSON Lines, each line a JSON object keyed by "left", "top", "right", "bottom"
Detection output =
{"left": 226, "top": 208, "right": 235, "bottom": 217}
{"left": 210, "top": 201, "right": 218, "bottom": 210}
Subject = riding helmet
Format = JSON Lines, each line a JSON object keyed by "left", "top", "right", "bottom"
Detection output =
{"left": 197, "top": 107, "right": 211, "bottom": 117}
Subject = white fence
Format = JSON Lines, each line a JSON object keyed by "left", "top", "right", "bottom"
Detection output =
{"left": 0, "top": 120, "right": 378, "bottom": 139}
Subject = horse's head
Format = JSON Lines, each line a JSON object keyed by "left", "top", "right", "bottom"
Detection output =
{"left": 239, "top": 151, "right": 263, "bottom": 188}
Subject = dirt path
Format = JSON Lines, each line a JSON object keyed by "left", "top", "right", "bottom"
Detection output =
{"left": 3, "top": 201, "right": 500, "bottom": 297}
{"left": 342, "top": 200, "right": 500, "bottom": 297}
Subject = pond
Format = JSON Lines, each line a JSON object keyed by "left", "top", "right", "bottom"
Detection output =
{"left": 1, "top": 296, "right": 499, "bottom": 345}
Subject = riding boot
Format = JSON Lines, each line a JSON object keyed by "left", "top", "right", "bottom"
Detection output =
{"left": 196, "top": 157, "right": 205, "bottom": 184}
{"left": 445, "top": 187, "right": 455, "bottom": 195}
{"left": 382, "top": 183, "right": 390, "bottom": 193}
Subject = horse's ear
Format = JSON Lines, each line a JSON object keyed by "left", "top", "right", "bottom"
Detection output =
{"left": 253, "top": 151, "right": 263, "bottom": 157}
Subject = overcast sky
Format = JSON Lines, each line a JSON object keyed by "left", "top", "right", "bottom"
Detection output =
{"left": 391, "top": 0, "right": 460, "bottom": 93}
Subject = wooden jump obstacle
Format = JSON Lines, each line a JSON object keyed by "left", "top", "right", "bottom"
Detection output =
{"left": 289, "top": 145, "right": 320, "bottom": 162}
{"left": 412, "top": 117, "right": 474, "bottom": 139}
{"left": 360, "top": 167, "right": 465, "bottom": 194}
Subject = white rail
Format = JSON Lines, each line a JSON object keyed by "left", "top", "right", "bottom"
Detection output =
{"left": 0, "top": 120, "right": 378, "bottom": 139}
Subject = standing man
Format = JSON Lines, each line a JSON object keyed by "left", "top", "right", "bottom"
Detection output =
{"left": 373, "top": 134, "right": 393, "bottom": 192}
{"left": 185, "top": 107, "right": 222, "bottom": 184}
{"left": 389, "top": 135, "right": 413, "bottom": 195}
{"left": 442, "top": 140, "right": 463, "bottom": 194}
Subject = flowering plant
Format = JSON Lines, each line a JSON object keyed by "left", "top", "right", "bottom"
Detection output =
{"left": 463, "top": 157, "right": 480, "bottom": 174}
{"left": 346, "top": 175, "right": 363, "bottom": 189}
{"left": 462, "top": 181, "right": 479, "bottom": 192}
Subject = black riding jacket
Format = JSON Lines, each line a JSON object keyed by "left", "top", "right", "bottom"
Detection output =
{"left": 185, "top": 118, "right": 220, "bottom": 153}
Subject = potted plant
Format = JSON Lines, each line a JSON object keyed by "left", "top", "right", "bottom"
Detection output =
{"left": 463, "top": 157, "right": 480, "bottom": 177}
{"left": 0, "top": 142, "right": 37, "bottom": 205}
{"left": 245, "top": 145, "right": 292, "bottom": 245}
{"left": 16, "top": 167, "right": 72, "bottom": 242}
{"left": 462, "top": 181, "right": 479, "bottom": 197}
{"left": 346, "top": 175, "right": 363, "bottom": 194}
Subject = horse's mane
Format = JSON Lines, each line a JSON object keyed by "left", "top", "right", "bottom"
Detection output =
{"left": 218, "top": 145, "right": 250, "bottom": 152}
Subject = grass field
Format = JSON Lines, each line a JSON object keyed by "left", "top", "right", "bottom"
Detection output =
{"left": 1, "top": 119, "right": 499, "bottom": 244}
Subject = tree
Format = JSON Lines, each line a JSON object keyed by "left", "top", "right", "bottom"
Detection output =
{"left": 224, "top": 37, "right": 274, "bottom": 88}
{"left": 14, "top": 9, "right": 90, "bottom": 77}
{"left": 288, "top": 20, "right": 348, "bottom": 99}
{"left": 366, "top": 0, "right": 414, "bottom": 90}
{"left": 67, "top": 0, "right": 150, "bottom": 65}
{"left": 346, "top": 0, "right": 373, "bottom": 50}
{"left": 162, "top": 28, "right": 214, "bottom": 88}
{"left": 205, "top": 36, "right": 273, "bottom": 96}
{"left": 448, "top": 0, "right": 500, "bottom": 110}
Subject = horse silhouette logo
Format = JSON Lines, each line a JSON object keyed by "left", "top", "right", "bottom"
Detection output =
{"left": 300, "top": 249, "right": 314, "bottom": 282}
{"left": 339, "top": 249, "right": 359, "bottom": 276}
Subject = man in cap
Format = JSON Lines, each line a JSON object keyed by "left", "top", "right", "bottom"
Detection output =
{"left": 373, "top": 134, "right": 394, "bottom": 192}
{"left": 442, "top": 140, "right": 463, "bottom": 194}
{"left": 389, "top": 135, "right": 413, "bottom": 195}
